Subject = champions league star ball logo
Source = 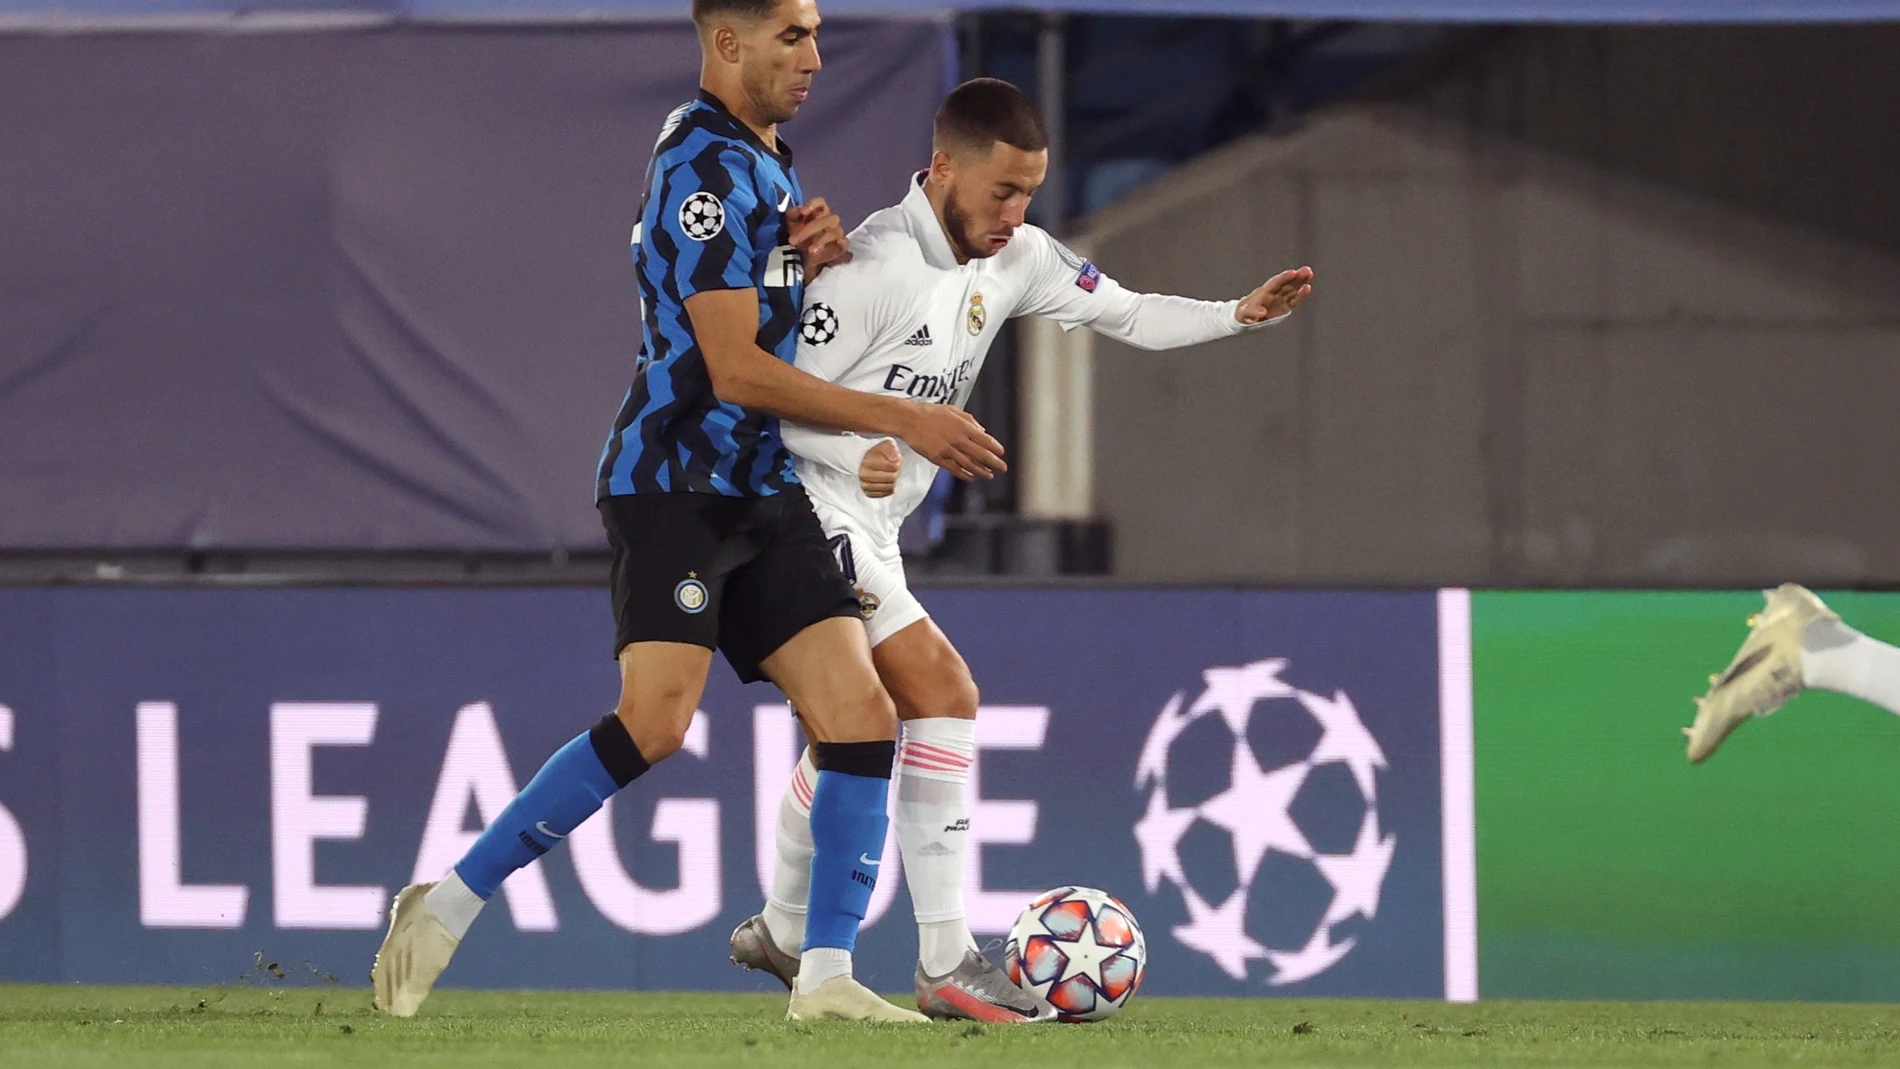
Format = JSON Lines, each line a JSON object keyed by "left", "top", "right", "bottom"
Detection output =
{"left": 800, "top": 303, "right": 839, "bottom": 346}
{"left": 679, "top": 192, "right": 726, "bottom": 242}
{"left": 1133, "top": 659, "right": 1395, "bottom": 985}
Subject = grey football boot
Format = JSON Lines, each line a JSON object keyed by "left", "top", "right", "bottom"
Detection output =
{"left": 729, "top": 914, "right": 799, "bottom": 990}
{"left": 915, "top": 949, "right": 1057, "bottom": 1023}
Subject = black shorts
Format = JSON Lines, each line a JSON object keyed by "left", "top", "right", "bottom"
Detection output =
{"left": 599, "top": 486, "right": 861, "bottom": 684}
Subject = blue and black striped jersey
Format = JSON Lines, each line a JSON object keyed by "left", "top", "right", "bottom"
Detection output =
{"left": 597, "top": 90, "right": 808, "bottom": 499}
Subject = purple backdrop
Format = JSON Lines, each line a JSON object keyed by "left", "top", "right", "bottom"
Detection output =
{"left": 0, "top": 585, "right": 1450, "bottom": 998}
{"left": 0, "top": 23, "right": 945, "bottom": 550}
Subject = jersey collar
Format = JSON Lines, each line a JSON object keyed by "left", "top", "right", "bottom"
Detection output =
{"left": 694, "top": 88, "right": 794, "bottom": 165}
{"left": 903, "top": 171, "right": 962, "bottom": 272}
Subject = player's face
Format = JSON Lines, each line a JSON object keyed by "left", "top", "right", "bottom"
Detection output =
{"left": 941, "top": 143, "right": 1048, "bottom": 261}
{"left": 738, "top": 0, "right": 822, "bottom": 126}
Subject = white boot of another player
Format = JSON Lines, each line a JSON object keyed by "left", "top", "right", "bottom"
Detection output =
{"left": 786, "top": 974, "right": 930, "bottom": 1023}
{"left": 1685, "top": 584, "right": 1836, "bottom": 763}
{"left": 371, "top": 882, "right": 462, "bottom": 1017}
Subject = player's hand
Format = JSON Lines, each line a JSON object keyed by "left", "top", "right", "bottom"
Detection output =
{"left": 899, "top": 404, "right": 1006, "bottom": 481}
{"left": 858, "top": 439, "right": 902, "bottom": 498}
{"left": 789, "top": 198, "right": 850, "bottom": 275}
{"left": 1237, "top": 265, "right": 1314, "bottom": 325}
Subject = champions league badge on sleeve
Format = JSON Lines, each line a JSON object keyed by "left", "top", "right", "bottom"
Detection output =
{"left": 1076, "top": 261, "right": 1101, "bottom": 292}
{"left": 678, "top": 192, "right": 725, "bottom": 242}
{"left": 799, "top": 303, "right": 839, "bottom": 346}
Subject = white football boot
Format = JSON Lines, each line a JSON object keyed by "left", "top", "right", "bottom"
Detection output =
{"left": 370, "top": 882, "right": 461, "bottom": 1017}
{"left": 1684, "top": 583, "right": 1837, "bottom": 763}
{"left": 785, "top": 976, "right": 931, "bottom": 1023}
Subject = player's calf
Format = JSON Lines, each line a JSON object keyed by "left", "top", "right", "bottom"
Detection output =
{"left": 373, "top": 647, "right": 706, "bottom": 1015}
{"left": 876, "top": 620, "right": 984, "bottom": 977}
{"left": 759, "top": 616, "right": 903, "bottom": 1010}
{"left": 797, "top": 739, "right": 896, "bottom": 992}
{"left": 753, "top": 747, "right": 819, "bottom": 964}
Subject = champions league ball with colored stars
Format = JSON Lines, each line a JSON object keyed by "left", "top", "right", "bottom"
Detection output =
{"left": 1004, "top": 886, "right": 1147, "bottom": 1022}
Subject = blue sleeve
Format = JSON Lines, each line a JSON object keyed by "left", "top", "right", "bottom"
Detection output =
{"left": 651, "top": 141, "right": 761, "bottom": 299}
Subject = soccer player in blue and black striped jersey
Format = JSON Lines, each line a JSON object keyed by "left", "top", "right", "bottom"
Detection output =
{"left": 371, "top": 0, "right": 1006, "bottom": 1023}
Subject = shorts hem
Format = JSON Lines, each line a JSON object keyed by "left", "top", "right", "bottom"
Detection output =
{"left": 730, "top": 599, "right": 864, "bottom": 684}
{"left": 865, "top": 600, "right": 930, "bottom": 648}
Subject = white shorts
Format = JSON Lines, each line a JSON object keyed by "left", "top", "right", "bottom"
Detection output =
{"left": 813, "top": 508, "right": 928, "bottom": 648}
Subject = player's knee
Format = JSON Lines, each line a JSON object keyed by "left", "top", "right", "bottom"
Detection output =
{"left": 951, "top": 673, "right": 980, "bottom": 718}
{"left": 613, "top": 690, "right": 697, "bottom": 763}
{"left": 840, "top": 676, "right": 899, "bottom": 737}
{"left": 913, "top": 670, "right": 978, "bottom": 721}
{"left": 864, "top": 679, "right": 900, "bottom": 732}
{"left": 787, "top": 671, "right": 896, "bottom": 740}
{"left": 631, "top": 719, "right": 689, "bottom": 762}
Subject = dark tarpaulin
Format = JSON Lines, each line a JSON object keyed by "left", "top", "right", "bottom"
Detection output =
{"left": 0, "top": 22, "right": 946, "bottom": 550}
{"left": 3, "top": 1, "right": 1900, "bottom": 22}
{"left": 4, "top": 1, "right": 1900, "bottom": 22}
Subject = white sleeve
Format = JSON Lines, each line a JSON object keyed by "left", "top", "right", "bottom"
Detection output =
{"left": 781, "top": 262, "right": 900, "bottom": 475}
{"left": 1014, "top": 227, "right": 1287, "bottom": 351}
{"left": 780, "top": 421, "right": 886, "bottom": 477}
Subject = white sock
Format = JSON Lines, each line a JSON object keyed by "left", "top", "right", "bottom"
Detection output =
{"left": 763, "top": 748, "right": 818, "bottom": 958}
{"left": 1802, "top": 618, "right": 1900, "bottom": 716}
{"left": 796, "top": 947, "right": 852, "bottom": 993}
{"left": 423, "top": 870, "right": 484, "bottom": 941}
{"left": 896, "top": 718, "right": 976, "bottom": 977}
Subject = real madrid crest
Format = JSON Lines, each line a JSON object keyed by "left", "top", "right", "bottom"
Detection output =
{"left": 966, "top": 292, "right": 987, "bottom": 336}
{"left": 856, "top": 588, "right": 882, "bottom": 620}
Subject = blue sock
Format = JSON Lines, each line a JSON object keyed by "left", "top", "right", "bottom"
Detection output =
{"left": 454, "top": 715, "right": 648, "bottom": 900}
{"left": 802, "top": 748, "right": 894, "bottom": 953}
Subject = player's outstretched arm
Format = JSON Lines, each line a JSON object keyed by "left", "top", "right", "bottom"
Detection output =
{"left": 1019, "top": 227, "right": 1315, "bottom": 351}
{"left": 686, "top": 288, "right": 1006, "bottom": 481}
{"left": 1081, "top": 265, "right": 1316, "bottom": 349}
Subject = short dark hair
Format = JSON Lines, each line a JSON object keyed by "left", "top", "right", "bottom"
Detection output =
{"left": 934, "top": 78, "right": 1048, "bottom": 157}
{"left": 691, "top": 0, "right": 778, "bottom": 27}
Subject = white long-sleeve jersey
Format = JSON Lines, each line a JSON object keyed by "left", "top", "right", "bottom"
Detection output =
{"left": 783, "top": 174, "right": 1284, "bottom": 547}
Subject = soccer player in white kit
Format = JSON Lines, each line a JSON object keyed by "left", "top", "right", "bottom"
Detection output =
{"left": 727, "top": 78, "right": 1315, "bottom": 1021}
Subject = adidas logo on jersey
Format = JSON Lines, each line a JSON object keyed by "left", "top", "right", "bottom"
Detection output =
{"left": 903, "top": 325, "right": 933, "bottom": 347}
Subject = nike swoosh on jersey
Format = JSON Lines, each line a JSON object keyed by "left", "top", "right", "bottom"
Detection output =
{"left": 858, "top": 853, "right": 881, "bottom": 866}
{"left": 535, "top": 821, "right": 567, "bottom": 840}
{"left": 778, "top": 191, "right": 792, "bottom": 212}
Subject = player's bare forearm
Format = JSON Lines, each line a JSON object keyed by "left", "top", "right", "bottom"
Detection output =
{"left": 687, "top": 290, "right": 911, "bottom": 434}
{"left": 684, "top": 289, "right": 1005, "bottom": 478}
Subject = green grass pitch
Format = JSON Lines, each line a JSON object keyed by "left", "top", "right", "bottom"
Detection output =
{"left": 3, "top": 985, "right": 1899, "bottom": 1067}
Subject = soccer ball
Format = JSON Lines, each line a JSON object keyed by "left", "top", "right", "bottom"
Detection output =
{"left": 1004, "top": 886, "right": 1146, "bottom": 1022}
